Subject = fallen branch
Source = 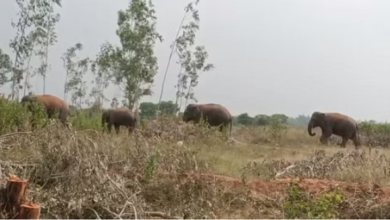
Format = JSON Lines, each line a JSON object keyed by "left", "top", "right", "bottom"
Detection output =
{"left": 275, "top": 164, "right": 296, "bottom": 178}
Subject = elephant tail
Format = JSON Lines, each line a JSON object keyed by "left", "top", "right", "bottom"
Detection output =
{"left": 229, "top": 118, "right": 233, "bottom": 136}
{"left": 356, "top": 123, "right": 361, "bottom": 145}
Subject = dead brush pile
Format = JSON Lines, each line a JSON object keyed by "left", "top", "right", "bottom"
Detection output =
{"left": 0, "top": 122, "right": 266, "bottom": 218}
{"left": 138, "top": 116, "right": 229, "bottom": 143}
{"left": 240, "top": 149, "right": 390, "bottom": 218}
{"left": 242, "top": 149, "right": 390, "bottom": 183}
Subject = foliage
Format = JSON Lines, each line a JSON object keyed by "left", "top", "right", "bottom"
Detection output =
{"left": 62, "top": 43, "right": 90, "bottom": 107}
{"left": 236, "top": 113, "right": 253, "bottom": 126}
{"left": 31, "top": 0, "right": 62, "bottom": 95}
{"left": 284, "top": 181, "right": 344, "bottom": 219}
{"left": 9, "top": 0, "right": 62, "bottom": 100}
{"left": 267, "top": 115, "right": 288, "bottom": 144}
{"left": 171, "top": 0, "right": 214, "bottom": 112}
{"left": 0, "top": 49, "right": 12, "bottom": 86}
{"left": 139, "top": 101, "right": 179, "bottom": 119}
{"left": 99, "top": 0, "right": 163, "bottom": 110}
{"left": 88, "top": 43, "right": 112, "bottom": 110}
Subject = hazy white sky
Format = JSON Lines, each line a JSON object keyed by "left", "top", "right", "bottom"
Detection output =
{"left": 1, "top": 0, "right": 390, "bottom": 121}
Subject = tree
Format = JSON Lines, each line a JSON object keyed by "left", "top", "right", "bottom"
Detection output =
{"left": 9, "top": 0, "right": 62, "bottom": 100}
{"left": 62, "top": 43, "right": 89, "bottom": 108}
{"left": 181, "top": 46, "right": 214, "bottom": 107}
{"left": 172, "top": 0, "right": 215, "bottom": 112}
{"left": 254, "top": 114, "right": 270, "bottom": 126}
{"left": 287, "top": 114, "right": 310, "bottom": 127}
{"left": 159, "top": 101, "right": 179, "bottom": 116}
{"left": 111, "top": 98, "right": 119, "bottom": 109}
{"left": 157, "top": 0, "right": 199, "bottom": 113}
{"left": 34, "top": 0, "right": 62, "bottom": 95}
{"left": 236, "top": 113, "right": 253, "bottom": 126}
{"left": 101, "top": 0, "right": 163, "bottom": 111}
{"left": 139, "top": 102, "right": 157, "bottom": 119}
{"left": 270, "top": 114, "right": 289, "bottom": 124}
{"left": 88, "top": 43, "right": 112, "bottom": 110}
{"left": 0, "top": 49, "right": 12, "bottom": 86}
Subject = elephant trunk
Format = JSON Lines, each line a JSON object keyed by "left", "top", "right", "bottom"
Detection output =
{"left": 182, "top": 113, "right": 189, "bottom": 122}
{"left": 307, "top": 120, "right": 316, "bottom": 136}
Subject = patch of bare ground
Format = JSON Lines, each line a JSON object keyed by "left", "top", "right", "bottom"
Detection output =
{"left": 158, "top": 172, "right": 390, "bottom": 202}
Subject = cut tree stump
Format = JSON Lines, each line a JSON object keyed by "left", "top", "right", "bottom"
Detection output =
{"left": 17, "top": 202, "right": 41, "bottom": 219}
{"left": 0, "top": 174, "right": 41, "bottom": 219}
{"left": 4, "top": 175, "right": 28, "bottom": 217}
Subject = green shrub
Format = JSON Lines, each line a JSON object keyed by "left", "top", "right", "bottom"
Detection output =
{"left": 284, "top": 180, "right": 344, "bottom": 219}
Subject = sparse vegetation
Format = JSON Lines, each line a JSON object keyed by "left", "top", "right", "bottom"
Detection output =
{"left": 1, "top": 0, "right": 390, "bottom": 219}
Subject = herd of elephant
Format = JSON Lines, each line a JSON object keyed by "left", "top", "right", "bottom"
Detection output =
{"left": 12, "top": 94, "right": 361, "bottom": 149}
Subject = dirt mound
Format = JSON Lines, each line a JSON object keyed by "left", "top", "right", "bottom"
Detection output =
{"left": 160, "top": 172, "right": 390, "bottom": 203}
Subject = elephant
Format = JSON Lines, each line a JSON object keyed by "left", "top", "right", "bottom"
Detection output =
{"left": 101, "top": 107, "right": 137, "bottom": 135}
{"left": 182, "top": 103, "right": 233, "bottom": 136}
{"left": 307, "top": 111, "right": 361, "bottom": 149}
{"left": 20, "top": 94, "right": 71, "bottom": 128}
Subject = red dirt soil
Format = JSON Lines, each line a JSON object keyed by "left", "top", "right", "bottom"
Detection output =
{"left": 158, "top": 172, "right": 390, "bottom": 203}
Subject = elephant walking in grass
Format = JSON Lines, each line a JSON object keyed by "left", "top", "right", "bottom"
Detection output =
{"left": 307, "top": 111, "right": 361, "bottom": 149}
{"left": 102, "top": 107, "right": 137, "bottom": 135}
{"left": 182, "top": 103, "right": 233, "bottom": 136}
{"left": 20, "top": 94, "right": 71, "bottom": 128}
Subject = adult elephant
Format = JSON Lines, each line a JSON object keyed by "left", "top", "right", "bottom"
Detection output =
{"left": 20, "top": 94, "right": 71, "bottom": 128}
{"left": 182, "top": 103, "right": 233, "bottom": 136}
{"left": 307, "top": 111, "right": 361, "bottom": 149}
{"left": 101, "top": 107, "right": 137, "bottom": 135}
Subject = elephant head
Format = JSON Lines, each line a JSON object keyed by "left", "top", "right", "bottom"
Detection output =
{"left": 101, "top": 109, "right": 111, "bottom": 126}
{"left": 20, "top": 95, "right": 39, "bottom": 111}
{"left": 307, "top": 111, "right": 326, "bottom": 136}
{"left": 182, "top": 104, "right": 201, "bottom": 122}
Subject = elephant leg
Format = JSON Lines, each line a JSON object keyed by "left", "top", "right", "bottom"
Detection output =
{"left": 102, "top": 123, "right": 107, "bottom": 133}
{"left": 320, "top": 136, "right": 328, "bottom": 145}
{"left": 319, "top": 133, "right": 331, "bottom": 145}
{"left": 128, "top": 126, "right": 134, "bottom": 136}
{"left": 340, "top": 137, "right": 348, "bottom": 148}
{"left": 114, "top": 124, "right": 120, "bottom": 134}
{"left": 107, "top": 123, "right": 113, "bottom": 134}
{"left": 351, "top": 134, "right": 361, "bottom": 149}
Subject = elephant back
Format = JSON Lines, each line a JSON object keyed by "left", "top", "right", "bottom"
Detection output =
{"left": 326, "top": 112, "right": 358, "bottom": 128}
{"left": 198, "top": 103, "right": 232, "bottom": 123}
{"left": 34, "top": 95, "right": 69, "bottom": 112}
{"left": 110, "top": 107, "right": 136, "bottom": 119}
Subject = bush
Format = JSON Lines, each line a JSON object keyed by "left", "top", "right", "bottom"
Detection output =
{"left": 284, "top": 180, "right": 344, "bottom": 219}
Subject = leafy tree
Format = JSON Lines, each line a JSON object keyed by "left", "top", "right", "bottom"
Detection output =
{"left": 88, "top": 43, "right": 112, "bottom": 110}
{"left": 236, "top": 113, "right": 253, "bottom": 126}
{"left": 156, "top": 0, "right": 199, "bottom": 114}
{"left": 9, "top": 0, "right": 62, "bottom": 100}
{"left": 172, "top": 1, "right": 215, "bottom": 110}
{"left": 101, "top": 0, "right": 163, "bottom": 110}
{"left": 288, "top": 114, "right": 311, "bottom": 127}
{"left": 270, "top": 114, "right": 289, "bottom": 124}
{"left": 159, "top": 101, "right": 179, "bottom": 116}
{"left": 181, "top": 46, "right": 214, "bottom": 107}
{"left": 62, "top": 43, "right": 90, "bottom": 108}
{"left": 254, "top": 114, "right": 270, "bottom": 126}
{"left": 110, "top": 97, "right": 119, "bottom": 109}
{"left": 0, "top": 49, "right": 12, "bottom": 86}
{"left": 139, "top": 102, "right": 157, "bottom": 119}
{"left": 139, "top": 101, "right": 178, "bottom": 118}
{"left": 33, "top": 0, "right": 62, "bottom": 95}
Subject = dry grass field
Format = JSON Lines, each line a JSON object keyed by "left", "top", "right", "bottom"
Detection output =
{"left": 1, "top": 116, "right": 390, "bottom": 218}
